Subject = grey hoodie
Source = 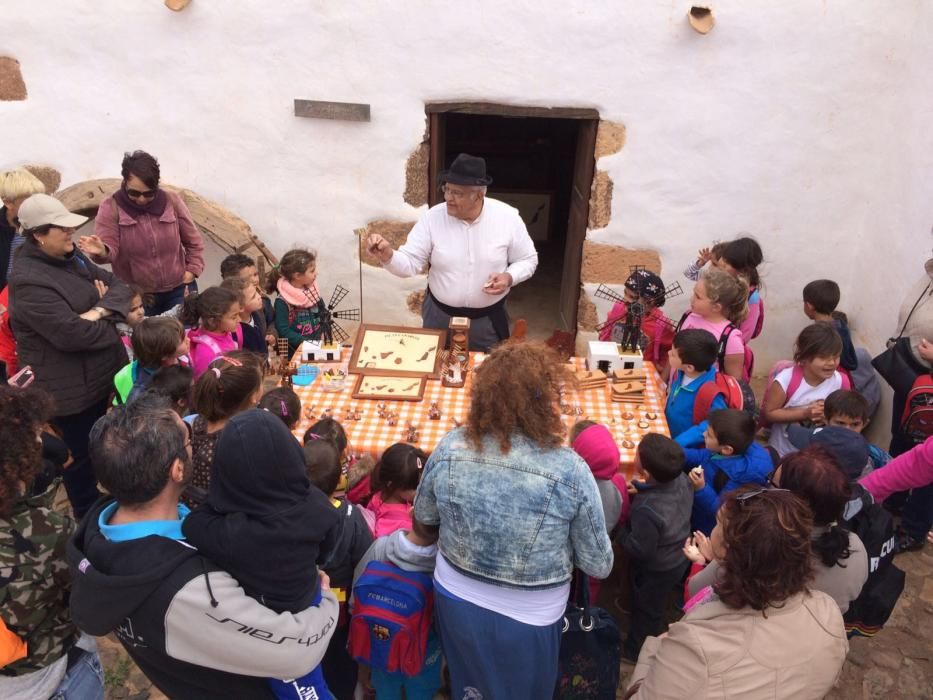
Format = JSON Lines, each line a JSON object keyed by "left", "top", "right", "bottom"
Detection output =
{"left": 350, "top": 530, "right": 437, "bottom": 608}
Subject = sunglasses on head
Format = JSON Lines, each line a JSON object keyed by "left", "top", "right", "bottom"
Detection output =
{"left": 126, "top": 188, "right": 156, "bottom": 199}
{"left": 736, "top": 486, "right": 790, "bottom": 503}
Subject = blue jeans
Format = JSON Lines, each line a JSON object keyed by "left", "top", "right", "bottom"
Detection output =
{"left": 49, "top": 649, "right": 104, "bottom": 700}
{"left": 146, "top": 281, "right": 197, "bottom": 316}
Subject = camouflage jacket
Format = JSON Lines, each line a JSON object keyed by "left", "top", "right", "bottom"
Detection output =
{"left": 0, "top": 483, "right": 76, "bottom": 676}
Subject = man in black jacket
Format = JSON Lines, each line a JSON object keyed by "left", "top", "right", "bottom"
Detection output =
{"left": 68, "top": 395, "right": 338, "bottom": 699}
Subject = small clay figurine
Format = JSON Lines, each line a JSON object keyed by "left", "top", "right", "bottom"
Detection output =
{"left": 622, "top": 439, "right": 636, "bottom": 449}
{"left": 406, "top": 423, "right": 420, "bottom": 442}
{"left": 386, "top": 412, "right": 398, "bottom": 427}
{"left": 377, "top": 402, "right": 388, "bottom": 419}
{"left": 303, "top": 405, "right": 317, "bottom": 421}
{"left": 428, "top": 402, "right": 442, "bottom": 420}
{"left": 622, "top": 411, "right": 635, "bottom": 420}
{"left": 645, "top": 412, "right": 657, "bottom": 420}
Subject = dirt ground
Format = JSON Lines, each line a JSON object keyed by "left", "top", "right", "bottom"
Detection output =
{"left": 97, "top": 544, "right": 932, "bottom": 700}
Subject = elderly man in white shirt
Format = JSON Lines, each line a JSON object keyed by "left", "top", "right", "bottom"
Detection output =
{"left": 367, "top": 153, "right": 538, "bottom": 351}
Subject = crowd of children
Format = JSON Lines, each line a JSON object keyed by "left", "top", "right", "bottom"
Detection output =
{"left": 3, "top": 224, "right": 931, "bottom": 700}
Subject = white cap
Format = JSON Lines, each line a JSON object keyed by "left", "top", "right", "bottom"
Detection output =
{"left": 18, "top": 194, "right": 88, "bottom": 230}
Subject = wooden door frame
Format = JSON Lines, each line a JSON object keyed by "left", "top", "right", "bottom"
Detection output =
{"left": 426, "top": 103, "right": 599, "bottom": 332}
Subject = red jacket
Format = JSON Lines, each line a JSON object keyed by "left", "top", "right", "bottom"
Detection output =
{"left": 599, "top": 303, "right": 674, "bottom": 366}
{"left": 0, "top": 286, "right": 18, "bottom": 375}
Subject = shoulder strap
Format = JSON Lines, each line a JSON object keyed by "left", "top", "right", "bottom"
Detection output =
{"left": 785, "top": 364, "right": 805, "bottom": 403}
{"left": 893, "top": 283, "right": 932, "bottom": 342}
{"left": 716, "top": 324, "right": 737, "bottom": 371}
{"left": 674, "top": 311, "right": 689, "bottom": 334}
{"left": 693, "top": 379, "right": 723, "bottom": 424}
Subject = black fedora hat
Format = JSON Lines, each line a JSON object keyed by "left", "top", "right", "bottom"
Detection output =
{"left": 438, "top": 153, "right": 493, "bottom": 186}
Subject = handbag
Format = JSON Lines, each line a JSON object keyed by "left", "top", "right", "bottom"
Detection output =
{"left": 554, "top": 571, "right": 622, "bottom": 700}
{"left": 871, "top": 283, "right": 931, "bottom": 396}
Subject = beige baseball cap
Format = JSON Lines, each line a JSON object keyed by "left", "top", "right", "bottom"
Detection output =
{"left": 18, "top": 194, "right": 88, "bottom": 230}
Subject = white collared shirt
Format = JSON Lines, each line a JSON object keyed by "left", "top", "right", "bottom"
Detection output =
{"left": 383, "top": 198, "right": 538, "bottom": 309}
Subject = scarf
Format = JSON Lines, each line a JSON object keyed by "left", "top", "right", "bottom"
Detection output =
{"left": 113, "top": 185, "right": 168, "bottom": 219}
{"left": 277, "top": 277, "right": 319, "bottom": 308}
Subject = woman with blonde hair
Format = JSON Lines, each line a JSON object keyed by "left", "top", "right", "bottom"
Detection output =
{"left": 414, "top": 342, "right": 613, "bottom": 699}
{"left": 0, "top": 168, "right": 45, "bottom": 290}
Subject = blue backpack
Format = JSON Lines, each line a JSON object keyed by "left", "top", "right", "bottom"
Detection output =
{"left": 348, "top": 561, "right": 434, "bottom": 676}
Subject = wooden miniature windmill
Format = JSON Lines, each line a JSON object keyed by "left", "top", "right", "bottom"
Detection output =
{"left": 594, "top": 267, "right": 683, "bottom": 353}
{"left": 302, "top": 284, "right": 362, "bottom": 345}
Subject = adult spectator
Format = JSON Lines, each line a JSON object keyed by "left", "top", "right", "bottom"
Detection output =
{"left": 688, "top": 446, "right": 869, "bottom": 613}
{"left": 414, "top": 342, "right": 613, "bottom": 698}
{"left": 67, "top": 394, "right": 338, "bottom": 699}
{"left": 9, "top": 194, "right": 132, "bottom": 518}
{"left": 0, "top": 385, "right": 104, "bottom": 700}
{"left": 875, "top": 264, "right": 933, "bottom": 551}
{"left": 627, "top": 486, "right": 848, "bottom": 699}
{"left": 0, "top": 168, "right": 45, "bottom": 291}
{"left": 78, "top": 150, "right": 204, "bottom": 315}
{"left": 366, "top": 153, "right": 538, "bottom": 351}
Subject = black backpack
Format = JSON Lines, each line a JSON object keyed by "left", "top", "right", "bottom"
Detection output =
{"left": 840, "top": 485, "right": 905, "bottom": 637}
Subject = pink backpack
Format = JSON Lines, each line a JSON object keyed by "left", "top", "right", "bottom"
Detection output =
{"left": 759, "top": 361, "right": 851, "bottom": 428}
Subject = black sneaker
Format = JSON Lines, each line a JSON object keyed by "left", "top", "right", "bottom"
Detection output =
{"left": 894, "top": 530, "right": 924, "bottom": 554}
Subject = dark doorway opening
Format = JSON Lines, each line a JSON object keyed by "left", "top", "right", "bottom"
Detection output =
{"left": 427, "top": 103, "right": 598, "bottom": 339}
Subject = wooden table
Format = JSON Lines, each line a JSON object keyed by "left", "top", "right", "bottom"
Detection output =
{"left": 290, "top": 348, "right": 669, "bottom": 480}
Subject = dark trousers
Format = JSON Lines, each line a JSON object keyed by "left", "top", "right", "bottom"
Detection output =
{"left": 53, "top": 397, "right": 109, "bottom": 519}
{"left": 145, "top": 280, "right": 197, "bottom": 316}
{"left": 320, "top": 621, "right": 356, "bottom": 700}
{"left": 888, "top": 409, "right": 933, "bottom": 541}
{"left": 625, "top": 561, "right": 688, "bottom": 660}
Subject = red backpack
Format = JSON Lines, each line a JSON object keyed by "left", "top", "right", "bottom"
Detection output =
{"left": 348, "top": 561, "right": 434, "bottom": 677}
{"left": 900, "top": 374, "right": 933, "bottom": 445}
{"left": 692, "top": 373, "right": 745, "bottom": 424}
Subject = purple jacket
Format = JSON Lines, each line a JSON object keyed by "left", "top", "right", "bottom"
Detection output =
{"left": 93, "top": 193, "right": 204, "bottom": 293}
{"left": 859, "top": 435, "right": 933, "bottom": 503}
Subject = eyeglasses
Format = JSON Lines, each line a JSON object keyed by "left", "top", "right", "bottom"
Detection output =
{"left": 736, "top": 486, "right": 790, "bottom": 503}
{"left": 126, "top": 188, "right": 156, "bottom": 199}
{"left": 441, "top": 185, "right": 476, "bottom": 200}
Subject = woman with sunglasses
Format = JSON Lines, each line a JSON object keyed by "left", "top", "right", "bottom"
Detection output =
{"left": 625, "top": 485, "right": 848, "bottom": 700}
{"left": 78, "top": 150, "right": 204, "bottom": 315}
{"left": 686, "top": 446, "right": 869, "bottom": 614}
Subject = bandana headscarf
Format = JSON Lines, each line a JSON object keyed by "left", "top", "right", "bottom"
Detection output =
{"left": 624, "top": 269, "right": 666, "bottom": 307}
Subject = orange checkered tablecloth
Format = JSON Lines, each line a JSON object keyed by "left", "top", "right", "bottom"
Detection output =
{"left": 289, "top": 348, "right": 669, "bottom": 480}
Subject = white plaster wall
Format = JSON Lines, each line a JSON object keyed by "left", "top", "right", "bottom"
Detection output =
{"left": 3, "top": 1, "right": 933, "bottom": 395}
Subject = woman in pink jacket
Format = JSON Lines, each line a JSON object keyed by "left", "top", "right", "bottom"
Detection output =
{"left": 78, "top": 151, "right": 204, "bottom": 315}
{"left": 860, "top": 435, "right": 933, "bottom": 552}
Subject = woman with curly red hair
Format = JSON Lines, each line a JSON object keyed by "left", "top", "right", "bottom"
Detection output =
{"left": 626, "top": 486, "right": 848, "bottom": 699}
{"left": 414, "top": 342, "right": 613, "bottom": 699}
{"left": 0, "top": 385, "right": 104, "bottom": 699}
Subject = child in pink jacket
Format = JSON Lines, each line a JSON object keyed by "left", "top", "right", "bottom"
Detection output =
{"left": 181, "top": 287, "right": 241, "bottom": 378}
{"left": 367, "top": 443, "right": 428, "bottom": 537}
{"left": 860, "top": 435, "right": 933, "bottom": 553}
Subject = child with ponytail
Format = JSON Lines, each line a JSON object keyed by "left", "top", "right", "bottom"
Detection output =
{"left": 181, "top": 286, "right": 242, "bottom": 378}
{"left": 184, "top": 351, "right": 263, "bottom": 506}
{"left": 677, "top": 268, "right": 750, "bottom": 380}
{"left": 717, "top": 236, "right": 765, "bottom": 342}
{"left": 266, "top": 248, "right": 327, "bottom": 354}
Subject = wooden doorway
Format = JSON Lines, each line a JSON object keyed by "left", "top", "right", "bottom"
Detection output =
{"left": 426, "top": 103, "right": 598, "bottom": 338}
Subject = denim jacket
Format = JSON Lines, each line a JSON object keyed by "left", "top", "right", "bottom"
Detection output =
{"left": 414, "top": 428, "right": 613, "bottom": 590}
